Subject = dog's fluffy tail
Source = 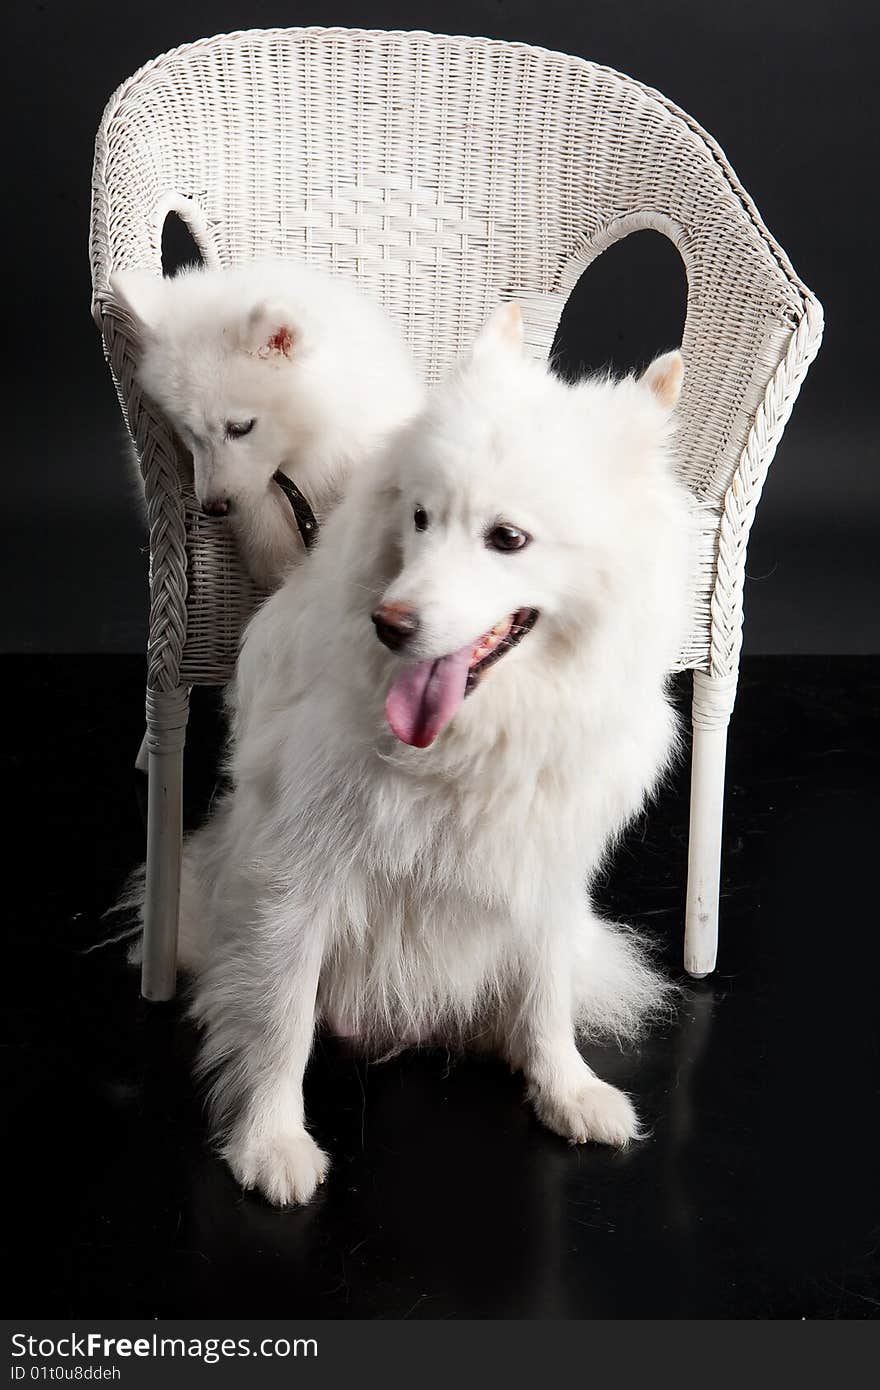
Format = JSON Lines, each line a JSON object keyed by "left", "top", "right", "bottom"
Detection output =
{"left": 98, "top": 863, "right": 147, "bottom": 964}
{"left": 103, "top": 814, "right": 227, "bottom": 973}
{"left": 573, "top": 918, "right": 677, "bottom": 1042}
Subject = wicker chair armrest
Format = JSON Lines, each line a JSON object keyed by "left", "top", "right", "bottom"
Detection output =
{"left": 707, "top": 294, "right": 824, "bottom": 677}
{"left": 98, "top": 299, "right": 190, "bottom": 692}
{"left": 90, "top": 59, "right": 217, "bottom": 324}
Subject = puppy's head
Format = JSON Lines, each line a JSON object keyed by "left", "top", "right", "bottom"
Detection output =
{"left": 370, "top": 305, "right": 687, "bottom": 748}
{"left": 111, "top": 267, "right": 317, "bottom": 515}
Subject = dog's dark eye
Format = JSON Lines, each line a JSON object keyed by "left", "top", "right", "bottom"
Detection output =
{"left": 414, "top": 505, "right": 429, "bottom": 532}
{"left": 486, "top": 523, "right": 530, "bottom": 553}
{"left": 225, "top": 418, "right": 256, "bottom": 440}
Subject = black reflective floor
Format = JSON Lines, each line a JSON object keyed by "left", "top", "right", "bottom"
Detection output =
{"left": 5, "top": 655, "right": 879, "bottom": 1318}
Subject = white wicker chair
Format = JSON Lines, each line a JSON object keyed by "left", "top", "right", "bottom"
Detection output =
{"left": 90, "top": 26, "right": 823, "bottom": 1001}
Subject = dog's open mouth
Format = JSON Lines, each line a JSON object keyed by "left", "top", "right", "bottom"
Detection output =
{"left": 385, "top": 607, "right": 539, "bottom": 749}
{"left": 464, "top": 606, "right": 539, "bottom": 694}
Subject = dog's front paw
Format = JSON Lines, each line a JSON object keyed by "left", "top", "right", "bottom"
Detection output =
{"left": 531, "top": 1078, "right": 640, "bottom": 1147}
{"left": 224, "top": 1127, "right": 330, "bottom": 1207}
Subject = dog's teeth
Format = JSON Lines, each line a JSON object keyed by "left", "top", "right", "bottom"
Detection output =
{"left": 469, "top": 610, "right": 537, "bottom": 673}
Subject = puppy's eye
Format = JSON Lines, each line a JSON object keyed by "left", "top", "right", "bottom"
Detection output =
{"left": 225, "top": 418, "right": 256, "bottom": 440}
{"left": 414, "top": 505, "right": 429, "bottom": 532}
{"left": 486, "top": 523, "right": 530, "bottom": 553}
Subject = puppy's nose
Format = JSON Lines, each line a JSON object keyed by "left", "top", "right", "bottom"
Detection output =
{"left": 202, "top": 497, "right": 230, "bottom": 517}
{"left": 372, "top": 601, "right": 420, "bottom": 651}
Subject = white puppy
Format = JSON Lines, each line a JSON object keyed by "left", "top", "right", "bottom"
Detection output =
{"left": 111, "top": 260, "right": 424, "bottom": 589}
{"left": 171, "top": 305, "right": 693, "bottom": 1206}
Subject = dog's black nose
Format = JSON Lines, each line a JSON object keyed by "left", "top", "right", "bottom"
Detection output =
{"left": 372, "top": 602, "right": 420, "bottom": 651}
{"left": 202, "top": 497, "right": 230, "bottom": 517}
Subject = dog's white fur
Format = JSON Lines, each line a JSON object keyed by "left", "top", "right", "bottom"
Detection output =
{"left": 110, "top": 260, "right": 424, "bottom": 589}
{"left": 165, "top": 306, "right": 692, "bottom": 1206}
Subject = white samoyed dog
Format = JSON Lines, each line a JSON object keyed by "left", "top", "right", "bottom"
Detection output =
{"left": 110, "top": 259, "right": 424, "bottom": 589}
{"left": 169, "top": 305, "right": 693, "bottom": 1206}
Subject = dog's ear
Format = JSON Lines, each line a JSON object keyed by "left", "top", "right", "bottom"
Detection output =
{"left": 640, "top": 350, "right": 684, "bottom": 411}
{"left": 245, "top": 302, "right": 300, "bottom": 360}
{"left": 471, "top": 303, "right": 525, "bottom": 360}
{"left": 109, "top": 269, "right": 167, "bottom": 333}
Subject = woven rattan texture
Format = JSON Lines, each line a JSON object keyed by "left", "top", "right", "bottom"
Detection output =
{"left": 90, "top": 27, "right": 823, "bottom": 695}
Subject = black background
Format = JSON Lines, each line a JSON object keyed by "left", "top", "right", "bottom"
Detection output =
{"left": 11, "top": 1, "right": 878, "bottom": 654}
{"left": 7, "top": 6, "right": 880, "bottom": 1321}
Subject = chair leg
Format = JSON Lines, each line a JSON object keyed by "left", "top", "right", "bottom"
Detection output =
{"left": 142, "top": 685, "right": 189, "bottom": 1001}
{"left": 134, "top": 730, "right": 149, "bottom": 774}
{"left": 684, "top": 671, "right": 738, "bottom": 978}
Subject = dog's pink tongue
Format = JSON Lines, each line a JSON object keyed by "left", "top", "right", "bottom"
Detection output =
{"left": 385, "top": 645, "right": 472, "bottom": 748}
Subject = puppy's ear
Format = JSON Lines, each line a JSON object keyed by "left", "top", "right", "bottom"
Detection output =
{"left": 109, "top": 269, "right": 167, "bottom": 332}
{"left": 472, "top": 303, "right": 525, "bottom": 360}
{"left": 246, "top": 302, "right": 299, "bottom": 360}
{"left": 641, "top": 350, "right": 684, "bottom": 411}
